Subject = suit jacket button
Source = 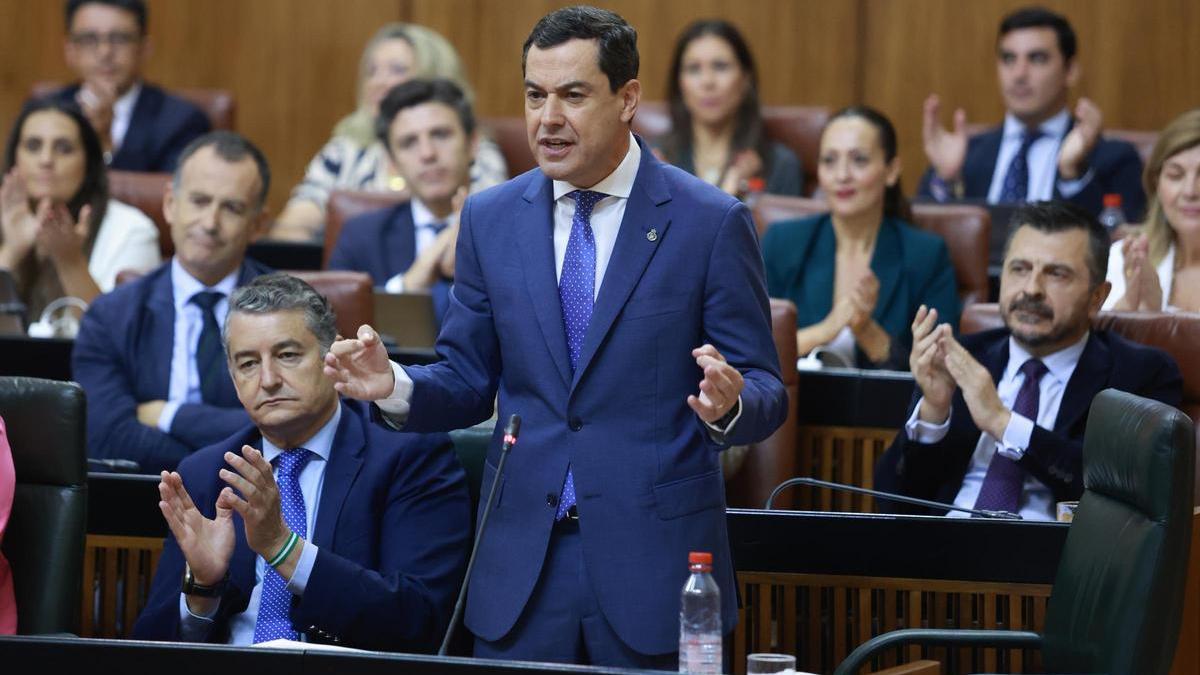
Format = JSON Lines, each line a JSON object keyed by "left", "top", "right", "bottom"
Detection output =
{"left": 569, "top": 417, "right": 583, "bottom": 431}
{"left": 546, "top": 493, "right": 559, "bottom": 508}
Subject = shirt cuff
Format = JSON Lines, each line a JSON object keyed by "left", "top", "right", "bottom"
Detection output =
{"left": 996, "top": 411, "right": 1035, "bottom": 460}
{"left": 703, "top": 395, "right": 743, "bottom": 435}
{"left": 285, "top": 540, "right": 317, "bottom": 596}
{"left": 904, "top": 397, "right": 952, "bottom": 444}
{"left": 178, "top": 593, "right": 218, "bottom": 641}
{"left": 374, "top": 360, "right": 414, "bottom": 423}
{"left": 1056, "top": 167, "right": 1095, "bottom": 198}
{"left": 158, "top": 400, "right": 182, "bottom": 433}
{"left": 383, "top": 273, "right": 406, "bottom": 294}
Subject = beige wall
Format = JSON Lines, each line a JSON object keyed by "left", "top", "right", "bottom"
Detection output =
{"left": 3, "top": 0, "right": 1196, "bottom": 214}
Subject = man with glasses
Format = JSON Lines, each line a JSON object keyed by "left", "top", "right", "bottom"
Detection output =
{"left": 51, "top": 0, "right": 210, "bottom": 171}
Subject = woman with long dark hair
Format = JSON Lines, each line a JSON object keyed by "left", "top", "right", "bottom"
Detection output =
{"left": 0, "top": 98, "right": 159, "bottom": 321}
{"left": 762, "top": 106, "right": 958, "bottom": 369}
{"left": 659, "top": 20, "right": 802, "bottom": 197}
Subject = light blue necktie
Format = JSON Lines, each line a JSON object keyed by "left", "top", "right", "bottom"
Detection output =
{"left": 556, "top": 190, "right": 603, "bottom": 520}
{"left": 252, "top": 448, "right": 312, "bottom": 643}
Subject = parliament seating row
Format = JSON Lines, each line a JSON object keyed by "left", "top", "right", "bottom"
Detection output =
{"left": 31, "top": 81, "right": 237, "bottom": 133}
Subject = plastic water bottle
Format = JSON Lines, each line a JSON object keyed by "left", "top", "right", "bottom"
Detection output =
{"left": 679, "top": 551, "right": 722, "bottom": 674}
{"left": 1098, "top": 194, "right": 1126, "bottom": 236}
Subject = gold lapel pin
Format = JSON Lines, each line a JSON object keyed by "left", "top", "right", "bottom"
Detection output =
{"left": 646, "top": 228, "right": 658, "bottom": 242}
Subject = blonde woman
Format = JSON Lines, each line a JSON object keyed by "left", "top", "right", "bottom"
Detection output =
{"left": 272, "top": 23, "right": 507, "bottom": 241}
{"left": 1105, "top": 109, "right": 1200, "bottom": 312}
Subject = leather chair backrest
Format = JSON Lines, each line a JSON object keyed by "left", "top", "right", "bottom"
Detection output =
{"left": 107, "top": 170, "right": 173, "bottom": 258}
{"left": 479, "top": 117, "right": 536, "bottom": 176}
{"left": 909, "top": 203, "right": 991, "bottom": 308}
{"left": 632, "top": 102, "right": 829, "bottom": 196}
{"left": 290, "top": 271, "right": 373, "bottom": 340}
{"left": 0, "top": 377, "right": 87, "bottom": 634}
{"left": 753, "top": 196, "right": 989, "bottom": 308}
{"left": 323, "top": 189, "right": 410, "bottom": 269}
{"left": 449, "top": 424, "right": 493, "bottom": 511}
{"left": 1043, "top": 389, "right": 1194, "bottom": 675}
{"left": 727, "top": 298, "right": 798, "bottom": 509}
{"left": 31, "top": 82, "right": 235, "bottom": 131}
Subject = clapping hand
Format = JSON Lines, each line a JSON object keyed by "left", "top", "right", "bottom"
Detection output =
{"left": 1119, "top": 233, "right": 1163, "bottom": 310}
{"left": 35, "top": 202, "right": 91, "bottom": 266}
{"left": 0, "top": 170, "right": 38, "bottom": 265}
{"left": 922, "top": 94, "right": 968, "bottom": 182}
{"left": 909, "top": 305, "right": 955, "bottom": 424}
{"left": 720, "top": 149, "right": 764, "bottom": 196}
{"left": 848, "top": 270, "right": 880, "bottom": 332}
{"left": 158, "top": 469, "right": 236, "bottom": 588}
{"left": 939, "top": 332, "right": 1010, "bottom": 439}
{"left": 216, "top": 446, "right": 292, "bottom": 562}
{"left": 77, "top": 81, "right": 117, "bottom": 152}
{"left": 323, "top": 324, "right": 396, "bottom": 400}
{"left": 1058, "top": 98, "right": 1103, "bottom": 180}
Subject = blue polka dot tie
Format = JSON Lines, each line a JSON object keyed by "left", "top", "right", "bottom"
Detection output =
{"left": 974, "top": 359, "right": 1047, "bottom": 514}
{"left": 252, "top": 448, "right": 312, "bottom": 643}
{"left": 556, "top": 190, "right": 603, "bottom": 520}
{"left": 999, "top": 128, "right": 1042, "bottom": 203}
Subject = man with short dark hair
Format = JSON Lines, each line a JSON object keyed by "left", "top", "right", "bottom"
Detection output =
{"left": 133, "top": 273, "right": 470, "bottom": 649}
{"left": 323, "top": 5, "right": 787, "bottom": 668}
{"left": 328, "top": 78, "right": 479, "bottom": 323}
{"left": 73, "top": 132, "right": 272, "bottom": 473}
{"left": 876, "top": 201, "right": 1181, "bottom": 521}
{"left": 52, "top": 0, "right": 210, "bottom": 171}
{"left": 918, "top": 6, "right": 1145, "bottom": 220}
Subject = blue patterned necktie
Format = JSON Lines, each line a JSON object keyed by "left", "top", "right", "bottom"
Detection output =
{"left": 999, "top": 128, "right": 1042, "bottom": 203}
{"left": 556, "top": 190, "right": 603, "bottom": 521}
{"left": 252, "top": 448, "right": 312, "bottom": 643}
{"left": 190, "top": 291, "right": 225, "bottom": 404}
{"left": 427, "top": 221, "right": 448, "bottom": 236}
{"left": 974, "top": 359, "right": 1047, "bottom": 514}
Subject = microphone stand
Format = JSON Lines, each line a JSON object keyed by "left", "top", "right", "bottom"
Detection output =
{"left": 764, "top": 476, "right": 1022, "bottom": 520}
{"left": 438, "top": 414, "right": 521, "bottom": 656}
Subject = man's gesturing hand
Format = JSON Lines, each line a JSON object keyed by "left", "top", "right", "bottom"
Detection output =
{"left": 323, "top": 324, "right": 396, "bottom": 400}
{"left": 687, "top": 344, "right": 744, "bottom": 424}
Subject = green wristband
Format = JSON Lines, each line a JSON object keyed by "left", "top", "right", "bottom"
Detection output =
{"left": 267, "top": 531, "right": 299, "bottom": 567}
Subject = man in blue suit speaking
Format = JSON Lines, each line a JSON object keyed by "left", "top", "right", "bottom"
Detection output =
{"left": 134, "top": 273, "right": 471, "bottom": 649}
{"left": 323, "top": 5, "right": 787, "bottom": 669}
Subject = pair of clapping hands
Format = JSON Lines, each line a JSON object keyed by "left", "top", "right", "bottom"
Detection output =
{"left": 0, "top": 170, "right": 91, "bottom": 269}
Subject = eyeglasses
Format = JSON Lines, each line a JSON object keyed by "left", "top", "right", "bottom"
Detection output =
{"left": 69, "top": 31, "right": 140, "bottom": 50}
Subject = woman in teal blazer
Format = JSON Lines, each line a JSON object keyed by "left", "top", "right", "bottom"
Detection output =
{"left": 763, "top": 107, "right": 959, "bottom": 369}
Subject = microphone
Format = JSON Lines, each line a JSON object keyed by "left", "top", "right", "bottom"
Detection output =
{"left": 764, "top": 476, "right": 1022, "bottom": 520}
{"left": 439, "top": 413, "right": 521, "bottom": 656}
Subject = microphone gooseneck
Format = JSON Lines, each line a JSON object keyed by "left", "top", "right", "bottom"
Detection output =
{"left": 764, "top": 476, "right": 1022, "bottom": 520}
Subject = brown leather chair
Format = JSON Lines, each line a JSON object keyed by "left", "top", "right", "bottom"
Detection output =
{"left": 107, "top": 170, "right": 173, "bottom": 258}
{"left": 633, "top": 102, "right": 830, "bottom": 195}
{"left": 909, "top": 202, "right": 991, "bottom": 308}
{"left": 291, "top": 270, "right": 374, "bottom": 339}
{"left": 726, "top": 298, "right": 798, "bottom": 509}
{"left": 752, "top": 196, "right": 990, "bottom": 308}
{"left": 31, "top": 81, "right": 235, "bottom": 131}
{"left": 323, "top": 189, "right": 409, "bottom": 268}
{"left": 479, "top": 117, "right": 536, "bottom": 176}
{"left": 961, "top": 303, "right": 1200, "bottom": 490}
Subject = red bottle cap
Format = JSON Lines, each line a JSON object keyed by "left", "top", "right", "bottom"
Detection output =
{"left": 688, "top": 551, "right": 713, "bottom": 565}
{"left": 746, "top": 177, "right": 766, "bottom": 193}
{"left": 1103, "top": 194, "right": 1122, "bottom": 208}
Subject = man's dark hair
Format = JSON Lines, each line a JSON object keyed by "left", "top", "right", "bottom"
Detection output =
{"left": 522, "top": 5, "right": 638, "bottom": 93}
{"left": 997, "top": 6, "right": 1077, "bottom": 62}
{"left": 375, "top": 78, "right": 476, "bottom": 150}
{"left": 65, "top": 0, "right": 147, "bottom": 35}
{"left": 1004, "top": 201, "right": 1108, "bottom": 287}
{"left": 172, "top": 131, "right": 271, "bottom": 210}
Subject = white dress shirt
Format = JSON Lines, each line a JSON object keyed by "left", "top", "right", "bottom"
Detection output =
{"left": 986, "top": 109, "right": 1092, "bottom": 204}
{"left": 178, "top": 404, "right": 340, "bottom": 643}
{"left": 905, "top": 333, "right": 1089, "bottom": 521}
{"left": 110, "top": 82, "right": 142, "bottom": 155}
{"left": 157, "top": 260, "right": 240, "bottom": 432}
{"left": 383, "top": 197, "right": 453, "bottom": 293}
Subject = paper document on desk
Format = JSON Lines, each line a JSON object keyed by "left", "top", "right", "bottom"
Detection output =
{"left": 253, "top": 638, "right": 365, "bottom": 653}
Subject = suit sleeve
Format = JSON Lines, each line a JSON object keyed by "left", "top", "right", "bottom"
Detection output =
{"left": 697, "top": 200, "right": 788, "bottom": 447}
{"left": 291, "top": 435, "right": 471, "bottom": 651}
{"left": 326, "top": 218, "right": 364, "bottom": 272}
{"left": 72, "top": 303, "right": 192, "bottom": 473}
{"left": 170, "top": 404, "right": 251, "bottom": 449}
{"left": 874, "top": 389, "right": 980, "bottom": 513}
{"left": 401, "top": 196, "right": 502, "bottom": 431}
{"left": 1059, "top": 140, "right": 1146, "bottom": 221}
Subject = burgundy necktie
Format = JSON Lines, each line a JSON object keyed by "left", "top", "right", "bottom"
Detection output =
{"left": 973, "top": 359, "right": 1048, "bottom": 513}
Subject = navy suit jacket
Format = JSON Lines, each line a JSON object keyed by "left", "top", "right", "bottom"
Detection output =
{"left": 762, "top": 214, "right": 961, "bottom": 369}
{"left": 874, "top": 328, "right": 1182, "bottom": 513}
{"left": 132, "top": 400, "right": 472, "bottom": 651}
{"left": 917, "top": 124, "right": 1146, "bottom": 221}
{"left": 50, "top": 83, "right": 211, "bottom": 172}
{"left": 71, "top": 258, "right": 272, "bottom": 473}
{"left": 327, "top": 201, "right": 450, "bottom": 322}
{"left": 394, "top": 138, "right": 788, "bottom": 655}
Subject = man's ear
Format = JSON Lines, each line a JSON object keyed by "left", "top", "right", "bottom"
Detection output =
{"left": 1065, "top": 58, "right": 1081, "bottom": 89}
{"left": 1088, "top": 279, "right": 1112, "bottom": 316}
{"left": 619, "top": 79, "right": 641, "bottom": 125}
{"left": 161, "top": 183, "right": 175, "bottom": 225}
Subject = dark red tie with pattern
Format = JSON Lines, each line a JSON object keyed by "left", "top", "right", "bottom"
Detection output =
{"left": 973, "top": 358, "right": 1048, "bottom": 514}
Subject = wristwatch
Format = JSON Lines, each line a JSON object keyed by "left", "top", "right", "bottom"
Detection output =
{"left": 181, "top": 564, "right": 228, "bottom": 598}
